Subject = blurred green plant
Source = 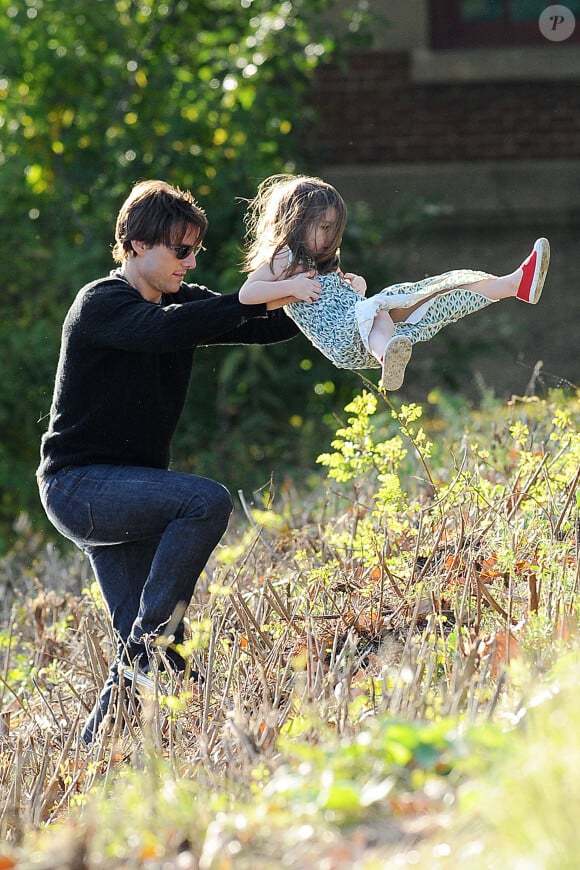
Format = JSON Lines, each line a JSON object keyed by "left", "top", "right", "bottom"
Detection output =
{"left": 0, "top": 0, "right": 382, "bottom": 550}
{"left": 1, "top": 0, "right": 456, "bottom": 559}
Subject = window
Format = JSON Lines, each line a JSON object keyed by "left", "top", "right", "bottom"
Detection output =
{"left": 431, "top": 0, "right": 580, "bottom": 47}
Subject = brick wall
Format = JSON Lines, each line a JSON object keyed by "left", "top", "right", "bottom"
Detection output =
{"left": 308, "top": 52, "right": 580, "bottom": 163}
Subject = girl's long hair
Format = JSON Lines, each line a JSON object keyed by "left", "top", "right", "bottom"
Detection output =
{"left": 241, "top": 174, "right": 347, "bottom": 275}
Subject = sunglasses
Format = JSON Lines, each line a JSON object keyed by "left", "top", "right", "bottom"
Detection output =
{"left": 165, "top": 242, "right": 202, "bottom": 259}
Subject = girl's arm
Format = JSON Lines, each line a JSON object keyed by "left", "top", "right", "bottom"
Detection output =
{"left": 239, "top": 254, "right": 321, "bottom": 307}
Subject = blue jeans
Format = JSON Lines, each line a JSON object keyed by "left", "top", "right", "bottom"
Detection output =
{"left": 38, "top": 464, "right": 232, "bottom": 742}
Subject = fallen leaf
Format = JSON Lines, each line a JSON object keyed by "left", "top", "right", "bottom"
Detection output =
{"left": 488, "top": 630, "right": 521, "bottom": 678}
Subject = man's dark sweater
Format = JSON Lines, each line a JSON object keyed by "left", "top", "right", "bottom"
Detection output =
{"left": 38, "top": 273, "right": 298, "bottom": 476}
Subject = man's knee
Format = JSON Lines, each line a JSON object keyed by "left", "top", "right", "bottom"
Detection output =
{"left": 205, "top": 480, "right": 233, "bottom": 526}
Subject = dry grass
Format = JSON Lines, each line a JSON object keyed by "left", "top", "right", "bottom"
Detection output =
{"left": 0, "top": 388, "right": 579, "bottom": 867}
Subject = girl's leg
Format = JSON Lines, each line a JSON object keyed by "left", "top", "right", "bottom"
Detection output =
{"left": 387, "top": 272, "right": 515, "bottom": 323}
{"left": 366, "top": 309, "right": 412, "bottom": 392}
{"left": 367, "top": 309, "right": 395, "bottom": 358}
{"left": 488, "top": 236, "right": 549, "bottom": 304}
{"left": 367, "top": 282, "right": 485, "bottom": 389}
{"left": 368, "top": 238, "right": 549, "bottom": 391}
{"left": 380, "top": 287, "right": 495, "bottom": 392}
{"left": 387, "top": 237, "right": 550, "bottom": 321}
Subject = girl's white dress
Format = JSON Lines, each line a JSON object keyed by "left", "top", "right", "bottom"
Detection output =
{"left": 284, "top": 269, "right": 496, "bottom": 370}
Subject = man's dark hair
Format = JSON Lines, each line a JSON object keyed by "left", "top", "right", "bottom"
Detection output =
{"left": 113, "top": 179, "right": 208, "bottom": 262}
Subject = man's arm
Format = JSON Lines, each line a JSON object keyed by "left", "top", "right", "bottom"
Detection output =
{"left": 203, "top": 300, "right": 300, "bottom": 346}
{"left": 175, "top": 280, "right": 303, "bottom": 345}
{"left": 178, "top": 281, "right": 301, "bottom": 345}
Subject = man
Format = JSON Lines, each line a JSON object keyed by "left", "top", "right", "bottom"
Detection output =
{"left": 37, "top": 179, "right": 320, "bottom": 744}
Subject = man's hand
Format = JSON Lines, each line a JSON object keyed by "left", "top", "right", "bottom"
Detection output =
{"left": 340, "top": 271, "right": 367, "bottom": 296}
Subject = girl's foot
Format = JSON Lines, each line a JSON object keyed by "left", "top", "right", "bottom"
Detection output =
{"left": 516, "top": 238, "right": 550, "bottom": 304}
{"left": 380, "top": 335, "right": 412, "bottom": 392}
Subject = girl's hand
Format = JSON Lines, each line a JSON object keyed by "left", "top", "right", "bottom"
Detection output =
{"left": 341, "top": 271, "right": 367, "bottom": 295}
{"left": 286, "top": 271, "right": 321, "bottom": 303}
{"left": 240, "top": 263, "right": 320, "bottom": 307}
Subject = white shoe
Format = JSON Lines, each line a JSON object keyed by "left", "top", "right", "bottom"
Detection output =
{"left": 120, "top": 665, "right": 156, "bottom": 693}
{"left": 380, "top": 335, "right": 412, "bottom": 392}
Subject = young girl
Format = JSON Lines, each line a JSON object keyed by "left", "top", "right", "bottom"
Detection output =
{"left": 239, "top": 174, "right": 550, "bottom": 391}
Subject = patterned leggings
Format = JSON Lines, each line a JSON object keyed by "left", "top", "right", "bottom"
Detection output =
{"left": 393, "top": 289, "right": 494, "bottom": 344}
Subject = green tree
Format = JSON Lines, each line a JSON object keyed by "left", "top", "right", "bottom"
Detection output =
{"left": 0, "top": 0, "right": 378, "bottom": 549}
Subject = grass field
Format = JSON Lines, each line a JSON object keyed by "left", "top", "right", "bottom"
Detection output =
{"left": 1, "top": 386, "right": 579, "bottom": 869}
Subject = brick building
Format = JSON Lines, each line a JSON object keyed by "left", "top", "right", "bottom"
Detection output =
{"left": 307, "top": 1, "right": 580, "bottom": 397}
